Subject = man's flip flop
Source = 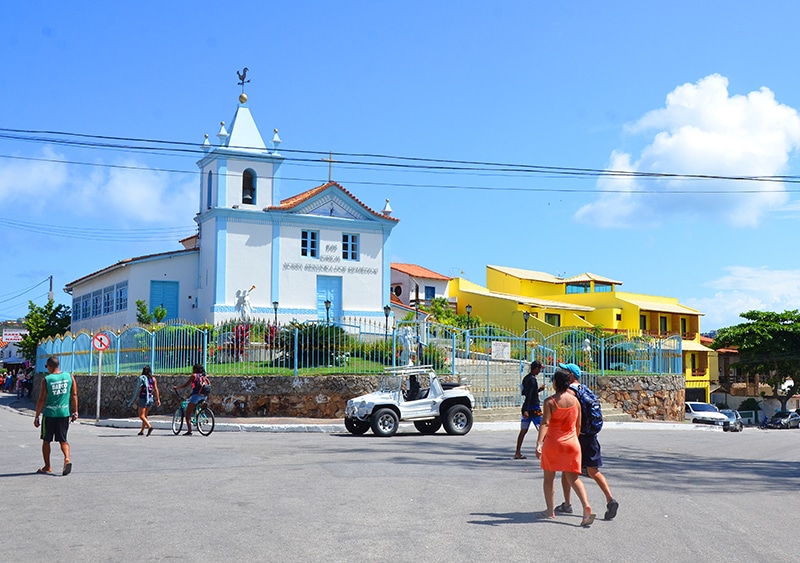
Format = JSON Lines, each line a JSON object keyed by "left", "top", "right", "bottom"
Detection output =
{"left": 36, "top": 468, "right": 53, "bottom": 475}
{"left": 62, "top": 462, "right": 72, "bottom": 476}
{"left": 514, "top": 454, "right": 527, "bottom": 459}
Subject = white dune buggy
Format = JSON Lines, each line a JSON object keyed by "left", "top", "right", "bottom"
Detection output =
{"left": 344, "top": 365, "right": 474, "bottom": 437}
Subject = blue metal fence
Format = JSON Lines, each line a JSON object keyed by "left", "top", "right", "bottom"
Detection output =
{"left": 37, "top": 319, "right": 682, "bottom": 407}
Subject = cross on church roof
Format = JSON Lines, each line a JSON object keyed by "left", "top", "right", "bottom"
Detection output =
{"left": 322, "top": 151, "right": 336, "bottom": 182}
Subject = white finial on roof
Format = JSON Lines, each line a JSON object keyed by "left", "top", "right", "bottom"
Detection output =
{"left": 202, "top": 134, "right": 211, "bottom": 152}
{"left": 382, "top": 199, "right": 393, "bottom": 216}
{"left": 271, "top": 128, "right": 281, "bottom": 155}
{"left": 216, "top": 121, "right": 229, "bottom": 143}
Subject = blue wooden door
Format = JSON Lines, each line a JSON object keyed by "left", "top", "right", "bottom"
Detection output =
{"left": 150, "top": 281, "right": 179, "bottom": 321}
{"left": 316, "top": 276, "right": 342, "bottom": 322}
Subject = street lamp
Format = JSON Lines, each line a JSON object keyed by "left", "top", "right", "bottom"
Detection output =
{"left": 272, "top": 301, "right": 279, "bottom": 325}
{"left": 324, "top": 299, "right": 331, "bottom": 325}
{"left": 383, "top": 305, "right": 391, "bottom": 340}
{"left": 465, "top": 304, "right": 472, "bottom": 330}
{"left": 523, "top": 311, "right": 530, "bottom": 335}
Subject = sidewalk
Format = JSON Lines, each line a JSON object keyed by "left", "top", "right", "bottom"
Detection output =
{"left": 0, "top": 391, "right": 720, "bottom": 433}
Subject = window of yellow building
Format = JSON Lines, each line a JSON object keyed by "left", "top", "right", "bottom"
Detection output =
{"left": 545, "top": 313, "right": 561, "bottom": 326}
{"left": 565, "top": 282, "right": 590, "bottom": 294}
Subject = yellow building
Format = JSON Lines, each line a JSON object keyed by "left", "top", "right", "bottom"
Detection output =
{"left": 448, "top": 265, "right": 713, "bottom": 401}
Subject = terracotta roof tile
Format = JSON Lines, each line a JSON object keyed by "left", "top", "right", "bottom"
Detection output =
{"left": 391, "top": 263, "right": 450, "bottom": 280}
{"left": 65, "top": 248, "right": 198, "bottom": 290}
{"left": 269, "top": 181, "right": 399, "bottom": 222}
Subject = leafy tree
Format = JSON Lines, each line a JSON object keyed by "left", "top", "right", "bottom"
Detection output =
{"left": 136, "top": 300, "right": 151, "bottom": 324}
{"left": 712, "top": 310, "right": 800, "bottom": 413}
{"left": 18, "top": 300, "right": 72, "bottom": 362}
{"left": 422, "top": 297, "right": 456, "bottom": 325}
{"left": 136, "top": 300, "right": 167, "bottom": 324}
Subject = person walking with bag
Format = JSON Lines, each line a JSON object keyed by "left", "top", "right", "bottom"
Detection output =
{"left": 129, "top": 366, "right": 161, "bottom": 436}
{"left": 553, "top": 363, "right": 619, "bottom": 521}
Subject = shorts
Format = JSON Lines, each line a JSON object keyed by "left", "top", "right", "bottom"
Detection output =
{"left": 188, "top": 394, "right": 205, "bottom": 404}
{"left": 520, "top": 414, "right": 542, "bottom": 430}
{"left": 578, "top": 433, "right": 603, "bottom": 469}
{"left": 41, "top": 416, "right": 70, "bottom": 443}
{"left": 137, "top": 397, "right": 154, "bottom": 409}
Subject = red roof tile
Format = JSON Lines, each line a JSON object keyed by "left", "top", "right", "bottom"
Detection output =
{"left": 391, "top": 263, "right": 450, "bottom": 280}
{"left": 269, "top": 181, "right": 399, "bottom": 222}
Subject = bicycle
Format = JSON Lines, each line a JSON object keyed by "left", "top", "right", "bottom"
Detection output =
{"left": 172, "top": 389, "right": 215, "bottom": 436}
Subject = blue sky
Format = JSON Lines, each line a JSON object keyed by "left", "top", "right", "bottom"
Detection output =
{"left": 2, "top": 1, "right": 800, "bottom": 331}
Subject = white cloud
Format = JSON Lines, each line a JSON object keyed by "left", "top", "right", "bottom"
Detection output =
{"left": 577, "top": 74, "right": 800, "bottom": 228}
{"left": 684, "top": 266, "right": 800, "bottom": 330}
{"left": 0, "top": 147, "right": 196, "bottom": 228}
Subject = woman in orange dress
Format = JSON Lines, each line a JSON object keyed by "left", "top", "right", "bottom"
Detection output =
{"left": 535, "top": 368, "right": 596, "bottom": 527}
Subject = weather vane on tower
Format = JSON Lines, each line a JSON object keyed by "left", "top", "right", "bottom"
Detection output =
{"left": 237, "top": 67, "right": 250, "bottom": 103}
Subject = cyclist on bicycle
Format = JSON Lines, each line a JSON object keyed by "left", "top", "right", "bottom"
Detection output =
{"left": 173, "top": 364, "right": 209, "bottom": 436}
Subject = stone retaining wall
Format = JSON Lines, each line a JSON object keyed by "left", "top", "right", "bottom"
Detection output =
{"left": 64, "top": 375, "right": 385, "bottom": 419}
{"left": 595, "top": 374, "right": 686, "bottom": 421}
{"left": 32, "top": 373, "right": 685, "bottom": 421}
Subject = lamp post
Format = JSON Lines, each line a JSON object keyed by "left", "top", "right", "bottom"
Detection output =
{"left": 465, "top": 304, "right": 472, "bottom": 330}
{"left": 272, "top": 301, "right": 279, "bottom": 326}
{"left": 324, "top": 299, "right": 331, "bottom": 325}
{"left": 383, "top": 305, "right": 391, "bottom": 341}
{"left": 523, "top": 311, "right": 530, "bottom": 335}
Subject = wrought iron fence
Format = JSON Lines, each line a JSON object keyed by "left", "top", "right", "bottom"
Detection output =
{"left": 36, "top": 318, "right": 683, "bottom": 408}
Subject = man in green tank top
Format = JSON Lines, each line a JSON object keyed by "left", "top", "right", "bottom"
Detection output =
{"left": 34, "top": 357, "right": 78, "bottom": 476}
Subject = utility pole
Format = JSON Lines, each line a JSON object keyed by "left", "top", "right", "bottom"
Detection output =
{"left": 48, "top": 275, "right": 54, "bottom": 301}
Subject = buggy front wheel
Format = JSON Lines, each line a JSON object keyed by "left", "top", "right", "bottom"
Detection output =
{"left": 196, "top": 405, "right": 215, "bottom": 436}
{"left": 172, "top": 409, "right": 184, "bottom": 435}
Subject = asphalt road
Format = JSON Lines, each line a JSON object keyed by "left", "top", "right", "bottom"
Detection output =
{"left": 1, "top": 402, "right": 797, "bottom": 562}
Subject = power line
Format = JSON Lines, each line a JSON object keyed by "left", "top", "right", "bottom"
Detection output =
{"left": 0, "top": 218, "right": 195, "bottom": 242}
{"left": 0, "top": 278, "right": 51, "bottom": 305}
{"left": 2, "top": 126, "right": 800, "bottom": 189}
{"left": 1, "top": 152, "right": 798, "bottom": 196}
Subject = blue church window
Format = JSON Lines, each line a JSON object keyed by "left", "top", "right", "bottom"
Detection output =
{"left": 301, "top": 230, "right": 318, "bottom": 258}
{"left": 102, "top": 286, "right": 115, "bottom": 315}
{"left": 91, "top": 290, "right": 102, "bottom": 317}
{"left": 116, "top": 281, "right": 128, "bottom": 311}
{"left": 342, "top": 233, "right": 359, "bottom": 261}
{"left": 206, "top": 171, "right": 213, "bottom": 209}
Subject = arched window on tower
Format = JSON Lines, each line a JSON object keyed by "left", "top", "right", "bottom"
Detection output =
{"left": 206, "top": 171, "right": 213, "bottom": 209}
{"left": 242, "top": 169, "right": 256, "bottom": 205}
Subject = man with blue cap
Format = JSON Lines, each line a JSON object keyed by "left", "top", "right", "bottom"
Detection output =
{"left": 554, "top": 362, "right": 619, "bottom": 521}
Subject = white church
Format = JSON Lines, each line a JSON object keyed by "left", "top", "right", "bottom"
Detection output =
{"left": 65, "top": 90, "right": 399, "bottom": 332}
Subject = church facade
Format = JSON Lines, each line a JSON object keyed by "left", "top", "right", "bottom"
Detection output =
{"left": 65, "top": 93, "right": 399, "bottom": 332}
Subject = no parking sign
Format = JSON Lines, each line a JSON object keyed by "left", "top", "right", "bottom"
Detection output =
{"left": 92, "top": 333, "right": 111, "bottom": 351}
{"left": 92, "top": 333, "right": 111, "bottom": 421}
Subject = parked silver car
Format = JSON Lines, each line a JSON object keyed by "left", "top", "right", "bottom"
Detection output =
{"left": 720, "top": 409, "right": 743, "bottom": 432}
{"left": 769, "top": 411, "right": 800, "bottom": 429}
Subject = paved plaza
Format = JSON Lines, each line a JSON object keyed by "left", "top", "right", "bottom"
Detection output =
{"left": 1, "top": 395, "right": 797, "bottom": 562}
